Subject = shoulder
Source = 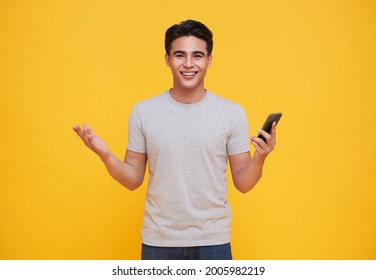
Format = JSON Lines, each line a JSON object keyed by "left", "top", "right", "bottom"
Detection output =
{"left": 207, "top": 91, "right": 246, "bottom": 115}
{"left": 135, "top": 91, "right": 168, "bottom": 107}
{"left": 132, "top": 91, "right": 169, "bottom": 113}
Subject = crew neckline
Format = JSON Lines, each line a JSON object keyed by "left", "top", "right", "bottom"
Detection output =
{"left": 166, "top": 89, "right": 211, "bottom": 108}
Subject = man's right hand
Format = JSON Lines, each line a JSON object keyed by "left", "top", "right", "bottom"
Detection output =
{"left": 72, "top": 124, "right": 111, "bottom": 160}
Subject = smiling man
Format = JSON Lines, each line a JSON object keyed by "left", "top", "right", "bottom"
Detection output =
{"left": 166, "top": 35, "right": 211, "bottom": 103}
{"left": 73, "top": 20, "right": 277, "bottom": 260}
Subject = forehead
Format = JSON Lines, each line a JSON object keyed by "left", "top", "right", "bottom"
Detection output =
{"left": 170, "top": 36, "right": 208, "bottom": 54}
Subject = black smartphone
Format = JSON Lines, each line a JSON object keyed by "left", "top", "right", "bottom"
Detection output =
{"left": 257, "top": 112, "right": 282, "bottom": 142}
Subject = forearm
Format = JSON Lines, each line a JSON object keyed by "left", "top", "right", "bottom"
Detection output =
{"left": 101, "top": 153, "right": 144, "bottom": 191}
{"left": 232, "top": 156, "right": 265, "bottom": 193}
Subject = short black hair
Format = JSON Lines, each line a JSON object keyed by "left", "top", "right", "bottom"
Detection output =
{"left": 165, "top": 19, "right": 213, "bottom": 56}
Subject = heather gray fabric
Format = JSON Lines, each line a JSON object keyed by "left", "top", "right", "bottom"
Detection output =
{"left": 127, "top": 91, "right": 250, "bottom": 247}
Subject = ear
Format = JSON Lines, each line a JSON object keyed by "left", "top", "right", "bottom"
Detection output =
{"left": 208, "top": 54, "right": 213, "bottom": 67}
{"left": 165, "top": 53, "right": 171, "bottom": 67}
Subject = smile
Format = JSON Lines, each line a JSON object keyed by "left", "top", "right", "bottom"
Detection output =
{"left": 181, "top": 71, "right": 198, "bottom": 77}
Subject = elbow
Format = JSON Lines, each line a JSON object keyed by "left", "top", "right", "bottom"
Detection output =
{"left": 125, "top": 181, "right": 143, "bottom": 191}
{"left": 126, "top": 184, "right": 139, "bottom": 191}
{"left": 234, "top": 177, "right": 259, "bottom": 193}
{"left": 121, "top": 177, "right": 144, "bottom": 191}
{"left": 235, "top": 184, "right": 255, "bottom": 194}
{"left": 233, "top": 172, "right": 262, "bottom": 194}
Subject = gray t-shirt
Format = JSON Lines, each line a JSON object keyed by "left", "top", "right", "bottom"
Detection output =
{"left": 127, "top": 90, "right": 250, "bottom": 247}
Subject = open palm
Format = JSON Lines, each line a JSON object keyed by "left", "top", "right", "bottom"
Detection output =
{"left": 72, "top": 124, "right": 111, "bottom": 160}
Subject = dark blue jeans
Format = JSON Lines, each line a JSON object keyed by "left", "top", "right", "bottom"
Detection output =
{"left": 141, "top": 243, "right": 232, "bottom": 260}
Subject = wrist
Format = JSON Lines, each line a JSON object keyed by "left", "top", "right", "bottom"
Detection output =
{"left": 252, "top": 152, "right": 266, "bottom": 165}
{"left": 100, "top": 152, "right": 112, "bottom": 164}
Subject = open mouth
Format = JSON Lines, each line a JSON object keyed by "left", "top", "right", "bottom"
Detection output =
{"left": 181, "top": 71, "right": 198, "bottom": 77}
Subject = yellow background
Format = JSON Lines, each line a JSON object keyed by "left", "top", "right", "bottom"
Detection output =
{"left": 1, "top": 0, "right": 375, "bottom": 260}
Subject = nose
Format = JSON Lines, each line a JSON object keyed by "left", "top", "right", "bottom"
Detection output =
{"left": 183, "top": 55, "right": 194, "bottom": 68}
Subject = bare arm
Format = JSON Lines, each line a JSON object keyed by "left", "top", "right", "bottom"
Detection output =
{"left": 229, "top": 122, "right": 277, "bottom": 193}
{"left": 72, "top": 124, "right": 146, "bottom": 191}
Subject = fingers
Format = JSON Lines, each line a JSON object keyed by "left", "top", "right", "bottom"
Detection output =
{"left": 83, "top": 124, "right": 93, "bottom": 135}
{"left": 251, "top": 136, "right": 267, "bottom": 150}
{"left": 72, "top": 124, "right": 84, "bottom": 138}
{"left": 257, "top": 128, "right": 273, "bottom": 144}
{"left": 256, "top": 122, "right": 277, "bottom": 146}
{"left": 72, "top": 124, "right": 93, "bottom": 147}
{"left": 84, "top": 124, "right": 99, "bottom": 144}
{"left": 251, "top": 122, "right": 277, "bottom": 156}
{"left": 271, "top": 121, "right": 277, "bottom": 144}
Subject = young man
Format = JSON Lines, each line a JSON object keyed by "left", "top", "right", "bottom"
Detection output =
{"left": 73, "top": 20, "right": 277, "bottom": 260}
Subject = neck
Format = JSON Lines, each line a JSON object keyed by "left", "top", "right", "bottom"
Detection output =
{"left": 169, "top": 87, "right": 207, "bottom": 104}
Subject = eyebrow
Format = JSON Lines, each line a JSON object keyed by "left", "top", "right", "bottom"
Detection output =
{"left": 172, "top": 50, "right": 206, "bottom": 56}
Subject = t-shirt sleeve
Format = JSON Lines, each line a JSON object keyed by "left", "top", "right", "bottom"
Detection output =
{"left": 227, "top": 106, "right": 250, "bottom": 155}
{"left": 127, "top": 105, "right": 146, "bottom": 153}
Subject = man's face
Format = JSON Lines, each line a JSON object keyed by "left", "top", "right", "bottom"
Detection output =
{"left": 165, "top": 36, "right": 212, "bottom": 92}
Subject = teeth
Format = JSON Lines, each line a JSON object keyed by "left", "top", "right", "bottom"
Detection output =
{"left": 182, "top": 72, "right": 196, "bottom": 76}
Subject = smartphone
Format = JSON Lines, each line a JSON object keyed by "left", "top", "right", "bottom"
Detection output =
{"left": 257, "top": 112, "right": 282, "bottom": 142}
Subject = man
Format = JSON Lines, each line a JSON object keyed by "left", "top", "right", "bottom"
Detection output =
{"left": 73, "top": 19, "right": 277, "bottom": 260}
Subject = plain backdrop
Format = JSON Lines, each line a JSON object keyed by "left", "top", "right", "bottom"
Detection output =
{"left": 1, "top": 0, "right": 375, "bottom": 259}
